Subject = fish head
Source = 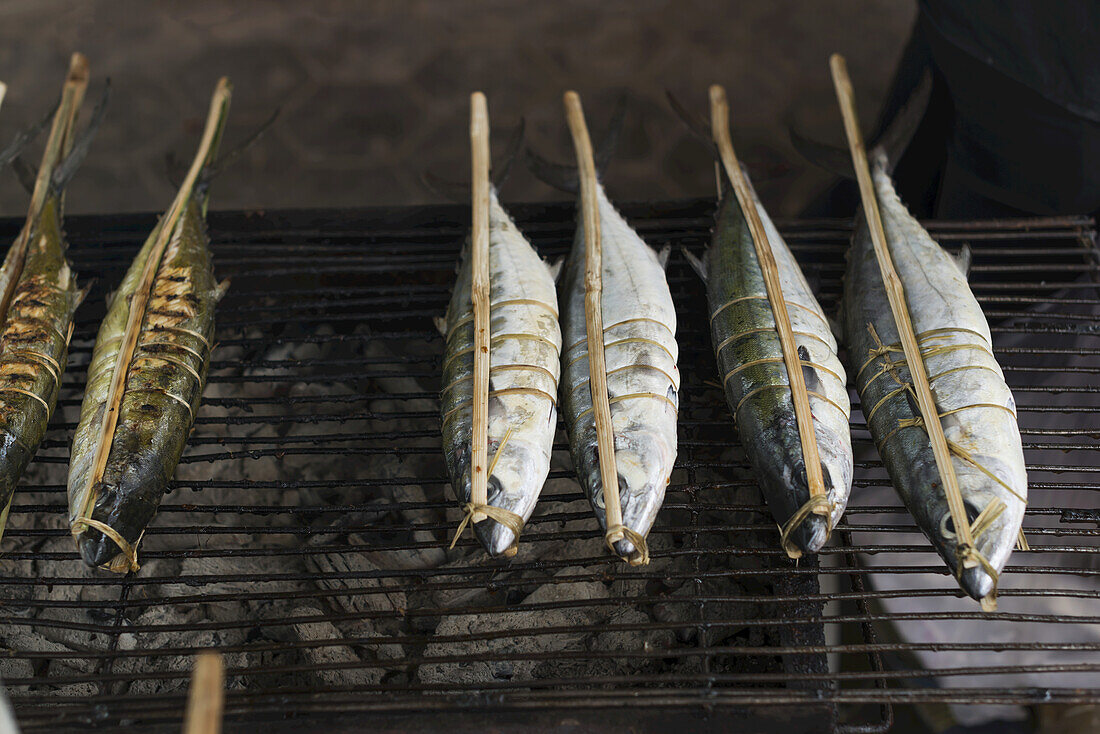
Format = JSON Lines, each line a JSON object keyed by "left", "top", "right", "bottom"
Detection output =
{"left": 472, "top": 433, "right": 550, "bottom": 558}
{"left": 920, "top": 452, "right": 1026, "bottom": 605}
{"left": 594, "top": 426, "right": 675, "bottom": 565}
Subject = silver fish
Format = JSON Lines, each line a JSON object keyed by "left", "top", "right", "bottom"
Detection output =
{"left": 687, "top": 171, "right": 852, "bottom": 554}
{"left": 845, "top": 150, "right": 1027, "bottom": 603}
{"left": 440, "top": 189, "right": 561, "bottom": 557}
{"left": 559, "top": 183, "right": 679, "bottom": 564}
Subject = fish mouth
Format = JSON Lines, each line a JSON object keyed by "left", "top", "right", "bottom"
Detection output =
{"left": 959, "top": 564, "right": 996, "bottom": 604}
{"left": 612, "top": 536, "right": 647, "bottom": 566}
{"left": 473, "top": 516, "right": 519, "bottom": 558}
{"left": 787, "top": 512, "right": 830, "bottom": 555}
{"left": 77, "top": 526, "right": 128, "bottom": 569}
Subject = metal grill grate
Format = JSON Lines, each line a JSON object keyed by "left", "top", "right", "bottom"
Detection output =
{"left": 0, "top": 202, "right": 1097, "bottom": 733}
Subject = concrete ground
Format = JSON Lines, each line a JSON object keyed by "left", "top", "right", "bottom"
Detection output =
{"left": 0, "top": 0, "right": 915, "bottom": 216}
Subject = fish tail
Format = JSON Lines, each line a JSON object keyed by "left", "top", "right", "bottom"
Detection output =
{"left": 194, "top": 102, "right": 278, "bottom": 208}
{"left": 422, "top": 117, "right": 526, "bottom": 202}
{"left": 524, "top": 93, "right": 626, "bottom": 193}
{"left": 791, "top": 70, "right": 932, "bottom": 178}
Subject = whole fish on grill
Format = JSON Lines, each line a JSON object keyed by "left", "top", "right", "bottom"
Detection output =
{"left": 438, "top": 132, "right": 562, "bottom": 556}
{"left": 684, "top": 169, "right": 852, "bottom": 555}
{"left": 794, "top": 73, "right": 1026, "bottom": 602}
{"left": 67, "top": 79, "right": 237, "bottom": 571}
{"left": 0, "top": 57, "right": 103, "bottom": 540}
{"left": 527, "top": 107, "right": 679, "bottom": 565}
{"left": 844, "top": 148, "right": 1026, "bottom": 602}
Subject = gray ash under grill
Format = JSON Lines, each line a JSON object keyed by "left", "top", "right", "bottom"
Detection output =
{"left": 0, "top": 202, "right": 1097, "bottom": 733}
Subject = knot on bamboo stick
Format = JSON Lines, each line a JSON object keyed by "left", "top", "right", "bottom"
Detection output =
{"left": 70, "top": 517, "right": 140, "bottom": 572}
{"left": 448, "top": 502, "right": 525, "bottom": 552}
{"left": 605, "top": 524, "right": 650, "bottom": 566}
{"left": 955, "top": 541, "right": 999, "bottom": 613}
{"left": 779, "top": 494, "right": 835, "bottom": 560}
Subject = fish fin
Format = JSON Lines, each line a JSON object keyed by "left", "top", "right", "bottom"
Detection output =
{"left": 789, "top": 126, "right": 855, "bottom": 179}
{"left": 421, "top": 170, "right": 470, "bottom": 202}
{"left": 793, "top": 71, "right": 932, "bottom": 178}
{"left": 827, "top": 314, "right": 843, "bottom": 343}
{"left": 491, "top": 117, "right": 525, "bottom": 189}
{"left": 682, "top": 246, "right": 707, "bottom": 283}
{"left": 545, "top": 256, "right": 565, "bottom": 282}
{"left": 656, "top": 244, "right": 671, "bottom": 270}
{"left": 797, "top": 344, "right": 825, "bottom": 395}
{"left": 215, "top": 278, "right": 231, "bottom": 301}
{"left": 665, "top": 89, "right": 714, "bottom": 148}
{"left": 50, "top": 81, "right": 111, "bottom": 193}
{"left": 525, "top": 95, "right": 627, "bottom": 193}
{"left": 75, "top": 280, "right": 94, "bottom": 309}
{"left": 9, "top": 156, "right": 37, "bottom": 194}
{"left": 433, "top": 316, "right": 447, "bottom": 336}
{"left": 871, "top": 71, "right": 932, "bottom": 174}
{"left": 0, "top": 101, "right": 59, "bottom": 194}
{"left": 953, "top": 243, "right": 972, "bottom": 278}
{"left": 422, "top": 119, "right": 526, "bottom": 202}
{"left": 164, "top": 151, "right": 187, "bottom": 189}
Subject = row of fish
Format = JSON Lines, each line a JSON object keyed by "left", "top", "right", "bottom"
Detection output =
{"left": 441, "top": 89, "right": 1027, "bottom": 605}
{"left": 0, "top": 56, "right": 232, "bottom": 572}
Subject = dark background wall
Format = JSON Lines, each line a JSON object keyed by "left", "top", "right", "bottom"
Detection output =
{"left": 0, "top": 0, "right": 915, "bottom": 216}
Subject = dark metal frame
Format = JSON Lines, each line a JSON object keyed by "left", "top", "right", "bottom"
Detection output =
{"left": 0, "top": 202, "right": 1096, "bottom": 732}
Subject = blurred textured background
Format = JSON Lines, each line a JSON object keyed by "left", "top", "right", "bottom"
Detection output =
{"left": 0, "top": 0, "right": 915, "bottom": 215}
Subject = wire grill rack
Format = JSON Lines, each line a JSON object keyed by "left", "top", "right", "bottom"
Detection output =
{"left": 0, "top": 201, "right": 1097, "bottom": 733}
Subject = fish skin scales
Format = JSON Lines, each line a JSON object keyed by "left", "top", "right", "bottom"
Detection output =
{"left": 441, "top": 190, "right": 561, "bottom": 557}
{"left": 68, "top": 196, "right": 223, "bottom": 570}
{"left": 559, "top": 183, "right": 678, "bottom": 564}
{"left": 844, "top": 155, "right": 1027, "bottom": 602}
{"left": 703, "top": 176, "right": 852, "bottom": 555}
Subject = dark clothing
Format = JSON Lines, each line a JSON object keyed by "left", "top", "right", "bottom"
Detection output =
{"left": 804, "top": 1, "right": 1100, "bottom": 219}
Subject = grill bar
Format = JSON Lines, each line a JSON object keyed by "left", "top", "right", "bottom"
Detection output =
{"left": 0, "top": 203, "right": 1095, "bottom": 732}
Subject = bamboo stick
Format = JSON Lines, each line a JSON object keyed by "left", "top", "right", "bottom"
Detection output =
{"left": 829, "top": 56, "right": 978, "bottom": 577}
{"left": 468, "top": 91, "right": 491, "bottom": 523}
{"left": 182, "top": 651, "right": 224, "bottom": 734}
{"left": 76, "top": 79, "right": 233, "bottom": 548}
{"left": 563, "top": 91, "right": 623, "bottom": 545}
{"left": 0, "top": 82, "right": 7, "bottom": 115}
{"left": 709, "top": 85, "right": 827, "bottom": 555}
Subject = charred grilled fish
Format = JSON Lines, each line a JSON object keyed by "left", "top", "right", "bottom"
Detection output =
{"left": 68, "top": 79, "right": 233, "bottom": 571}
{"left": 440, "top": 189, "right": 561, "bottom": 557}
{"left": 845, "top": 150, "right": 1027, "bottom": 602}
{"left": 528, "top": 126, "right": 679, "bottom": 565}
{"left": 0, "top": 58, "right": 101, "bottom": 540}
{"left": 686, "top": 170, "right": 852, "bottom": 555}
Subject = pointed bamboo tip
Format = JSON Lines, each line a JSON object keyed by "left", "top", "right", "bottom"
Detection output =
{"left": 0, "top": 82, "right": 7, "bottom": 110}
{"left": 67, "top": 53, "right": 89, "bottom": 84}
{"left": 708, "top": 84, "right": 726, "bottom": 107}
{"left": 563, "top": 89, "right": 581, "bottom": 111}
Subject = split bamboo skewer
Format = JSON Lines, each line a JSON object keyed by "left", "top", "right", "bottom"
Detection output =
{"left": 468, "top": 91, "right": 491, "bottom": 524}
{"left": 563, "top": 91, "right": 625, "bottom": 550}
{"left": 829, "top": 54, "right": 991, "bottom": 609}
{"left": 709, "top": 85, "right": 828, "bottom": 558}
{"left": 74, "top": 78, "right": 233, "bottom": 567}
{"left": 182, "top": 651, "right": 225, "bottom": 734}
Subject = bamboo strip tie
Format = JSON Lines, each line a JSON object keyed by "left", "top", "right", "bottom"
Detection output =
{"left": 73, "top": 78, "right": 233, "bottom": 569}
{"left": 182, "top": 651, "right": 225, "bottom": 734}
{"left": 563, "top": 91, "right": 628, "bottom": 556}
{"left": 468, "top": 91, "right": 492, "bottom": 526}
{"left": 708, "top": 84, "right": 829, "bottom": 559}
{"left": 829, "top": 54, "right": 995, "bottom": 611}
